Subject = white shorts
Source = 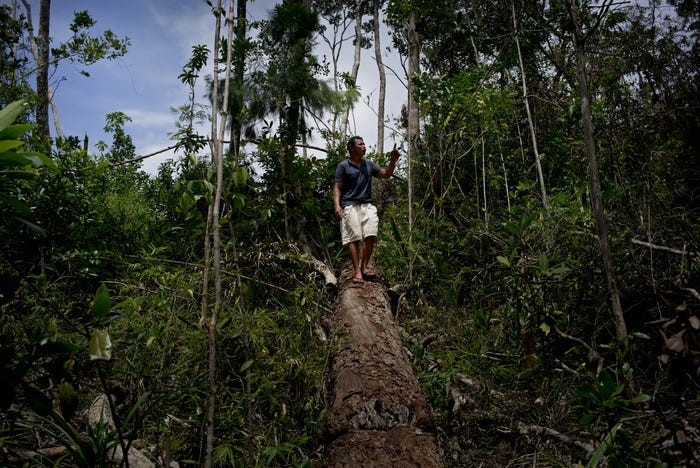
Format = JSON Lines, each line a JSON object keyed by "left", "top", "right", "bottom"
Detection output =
{"left": 340, "top": 203, "right": 378, "bottom": 245}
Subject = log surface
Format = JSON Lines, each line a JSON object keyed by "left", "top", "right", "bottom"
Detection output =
{"left": 321, "top": 264, "right": 443, "bottom": 466}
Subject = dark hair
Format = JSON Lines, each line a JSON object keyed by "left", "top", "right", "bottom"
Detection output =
{"left": 346, "top": 136, "right": 363, "bottom": 154}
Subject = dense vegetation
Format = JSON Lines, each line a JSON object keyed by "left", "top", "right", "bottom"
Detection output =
{"left": 1, "top": 0, "right": 698, "bottom": 466}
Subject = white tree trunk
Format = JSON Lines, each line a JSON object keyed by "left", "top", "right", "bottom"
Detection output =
{"left": 511, "top": 0, "right": 547, "bottom": 207}
{"left": 340, "top": 1, "right": 364, "bottom": 139}
{"left": 203, "top": 1, "right": 236, "bottom": 466}
{"left": 373, "top": 0, "right": 386, "bottom": 155}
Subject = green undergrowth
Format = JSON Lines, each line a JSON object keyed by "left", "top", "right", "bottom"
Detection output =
{"left": 111, "top": 249, "right": 332, "bottom": 466}
{"left": 1, "top": 243, "right": 333, "bottom": 467}
{"left": 377, "top": 198, "right": 699, "bottom": 467}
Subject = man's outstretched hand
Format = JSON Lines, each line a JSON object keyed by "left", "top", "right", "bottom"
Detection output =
{"left": 390, "top": 143, "right": 400, "bottom": 162}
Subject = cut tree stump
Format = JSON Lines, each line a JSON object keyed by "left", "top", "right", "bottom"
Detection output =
{"left": 321, "top": 263, "right": 443, "bottom": 467}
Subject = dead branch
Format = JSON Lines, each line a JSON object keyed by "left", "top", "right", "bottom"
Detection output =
{"left": 111, "top": 145, "right": 178, "bottom": 167}
{"left": 631, "top": 239, "right": 698, "bottom": 258}
{"left": 681, "top": 288, "right": 700, "bottom": 301}
{"left": 555, "top": 326, "right": 604, "bottom": 376}
{"left": 517, "top": 422, "right": 595, "bottom": 453}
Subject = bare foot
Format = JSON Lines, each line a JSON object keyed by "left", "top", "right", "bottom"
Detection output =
{"left": 362, "top": 266, "right": 376, "bottom": 279}
{"left": 352, "top": 275, "right": 364, "bottom": 284}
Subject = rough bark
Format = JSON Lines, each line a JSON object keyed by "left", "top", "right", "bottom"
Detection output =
{"left": 407, "top": 10, "right": 420, "bottom": 237}
{"left": 36, "top": 0, "right": 50, "bottom": 142}
{"left": 321, "top": 265, "right": 442, "bottom": 466}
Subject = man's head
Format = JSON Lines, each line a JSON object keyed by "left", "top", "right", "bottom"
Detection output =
{"left": 347, "top": 136, "right": 365, "bottom": 157}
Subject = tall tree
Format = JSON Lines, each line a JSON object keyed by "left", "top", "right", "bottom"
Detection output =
{"left": 19, "top": 2, "right": 128, "bottom": 143}
{"left": 28, "top": 0, "right": 49, "bottom": 143}
{"left": 201, "top": 1, "right": 235, "bottom": 465}
{"left": 313, "top": 0, "right": 368, "bottom": 144}
{"left": 262, "top": 0, "right": 335, "bottom": 240}
{"left": 372, "top": 0, "right": 386, "bottom": 155}
{"left": 231, "top": 0, "right": 248, "bottom": 159}
{"left": 407, "top": 9, "right": 420, "bottom": 236}
{"left": 511, "top": 0, "right": 547, "bottom": 207}
{"left": 566, "top": 0, "right": 627, "bottom": 341}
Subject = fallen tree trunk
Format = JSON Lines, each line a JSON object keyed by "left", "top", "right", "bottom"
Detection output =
{"left": 321, "top": 264, "right": 443, "bottom": 467}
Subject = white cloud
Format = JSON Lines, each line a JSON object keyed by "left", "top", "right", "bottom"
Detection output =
{"left": 124, "top": 108, "right": 177, "bottom": 129}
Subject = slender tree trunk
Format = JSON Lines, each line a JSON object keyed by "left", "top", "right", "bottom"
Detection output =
{"left": 340, "top": 1, "right": 364, "bottom": 138}
{"left": 481, "top": 136, "right": 488, "bottom": 226}
{"left": 499, "top": 149, "right": 511, "bottom": 211}
{"left": 203, "top": 0, "right": 223, "bottom": 457}
{"left": 567, "top": 0, "right": 627, "bottom": 341}
{"left": 36, "top": 0, "right": 50, "bottom": 142}
{"left": 22, "top": 0, "right": 65, "bottom": 142}
{"left": 231, "top": 0, "right": 247, "bottom": 160}
{"left": 49, "top": 89, "right": 65, "bottom": 140}
{"left": 373, "top": 0, "right": 386, "bottom": 155}
{"left": 203, "top": 1, "right": 235, "bottom": 465}
{"left": 21, "top": 0, "right": 51, "bottom": 142}
{"left": 474, "top": 140, "right": 480, "bottom": 218}
{"left": 511, "top": 0, "right": 547, "bottom": 207}
{"left": 407, "top": 10, "right": 420, "bottom": 240}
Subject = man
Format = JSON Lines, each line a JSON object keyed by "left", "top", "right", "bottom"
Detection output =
{"left": 334, "top": 136, "right": 400, "bottom": 284}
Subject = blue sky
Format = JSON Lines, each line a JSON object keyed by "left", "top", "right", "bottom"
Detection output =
{"left": 30, "top": 0, "right": 405, "bottom": 174}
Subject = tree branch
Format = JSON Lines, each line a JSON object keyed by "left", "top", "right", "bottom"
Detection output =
{"left": 517, "top": 422, "right": 595, "bottom": 453}
{"left": 110, "top": 145, "right": 178, "bottom": 167}
{"left": 631, "top": 239, "right": 698, "bottom": 258}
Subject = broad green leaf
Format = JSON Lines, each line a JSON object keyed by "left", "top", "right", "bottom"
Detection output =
{"left": 0, "top": 100, "right": 27, "bottom": 131}
{"left": 94, "top": 284, "right": 111, "bottom": 320}
{"left": 579, "top": 413, "right": 595, "bottom": 427}
{"left": 629, "top": 393, "right": 651, "bottom": 404}
{"left": 89, "top": 329, "right": 112, "bottom": 360}
{"left": 586, "top": 423, "right": 621, "bottom": 468}
{"left": 18, "top": 151, "right": 57, "bottom": 169}
{"left": 549, "top": 265, "right": 571, "bottom": 276}
{"left": 496, "top": 255, "right": 511, "bottom": 267}
{"left": 540, "top": 322, "right": 551, "bottom": 335}
{"left": 123, "top": 390, "right": 152, "bottom": 426}
{"left": 1, "top": 195, "right": 31, "bottom": 215}
{"left": 0, "top": 123, "right": 32, "bottom": 140}
{"left": 240, "top": 360, "right": 254, "bottom": 372}
{"left": 0, "top": 169, "right": 38, "bottom": 179}
{"left": 0, "top": 140, "right": 23, "bottom": 153}
{"left": 630, "top": 332, "right": 651, "bottom": 340}
{"left": 18, "top": 218, "right": 47, "bottom": 237}
{"left": 0, "top": 152, "right": 32, "bottom": 168}
{"left": 504, "top": 222, "right": 520, "bottom": 235}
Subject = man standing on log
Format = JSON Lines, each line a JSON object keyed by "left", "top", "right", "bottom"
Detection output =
{"left": 334, "top": 136, "right": 400, "bottom": 284}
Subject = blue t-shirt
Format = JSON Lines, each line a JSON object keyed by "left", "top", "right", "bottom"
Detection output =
{"left": 335, "top": 158, "right": 381, "bottom": 208}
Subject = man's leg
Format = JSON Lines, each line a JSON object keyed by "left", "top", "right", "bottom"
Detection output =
{"left": 361, "top": 235, "right": 376, "bottom": 277}
{"left": 347, "top": 240, "right": 363, "bottom": 282}
{"left": 359, "top": 204, "right": 379, "bottom": 278}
